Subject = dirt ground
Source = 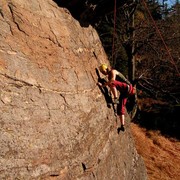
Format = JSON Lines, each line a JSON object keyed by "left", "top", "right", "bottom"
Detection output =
{"left": 131, "top": 123, "right": 180, "bottom": 180}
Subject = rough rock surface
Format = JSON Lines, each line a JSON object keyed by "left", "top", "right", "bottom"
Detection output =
{"left": 0, "top": 0, "right": 147, "bottom": 179}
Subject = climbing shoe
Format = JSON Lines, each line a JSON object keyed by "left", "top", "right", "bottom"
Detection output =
{"left": 113, "top": 98, "right": 119, "bottom": 104}
{"left": 117, "top": 125, "right": 125, "bottom": 134}
{"left": 121, "top": 125, "right": 125, "bottom": 132}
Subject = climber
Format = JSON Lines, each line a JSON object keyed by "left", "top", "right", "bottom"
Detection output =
{"left": 98, "top": 64, "right": 130, "bottom": 104}
{"left": 111, "top": 80, "right": 136, "bottom": 132}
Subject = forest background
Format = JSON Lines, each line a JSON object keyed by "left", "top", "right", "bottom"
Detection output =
{"left": 95, "top": 0, "right": 180, "bottom": 139}
{"left": 94, "top": 1, "right": 180, "bottom": 179}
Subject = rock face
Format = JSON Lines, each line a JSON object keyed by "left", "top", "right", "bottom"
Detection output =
{"left": 0, "top": 0, "right": 147, "bottom": 179}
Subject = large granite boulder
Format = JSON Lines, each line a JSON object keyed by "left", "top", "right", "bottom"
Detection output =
{"left": 0, "top": 0, "right": 147, "bottom": 179}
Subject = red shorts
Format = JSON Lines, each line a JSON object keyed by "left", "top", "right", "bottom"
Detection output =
{"left": 111, "top": 80, "right": 135, "bottom": 115}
